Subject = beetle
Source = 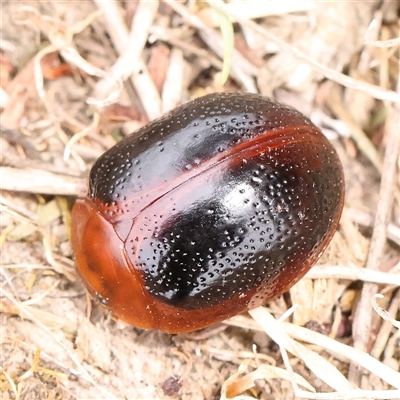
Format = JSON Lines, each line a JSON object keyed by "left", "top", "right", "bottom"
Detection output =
{"left": 71, "top": 92, "right": 344, "bottom": 333}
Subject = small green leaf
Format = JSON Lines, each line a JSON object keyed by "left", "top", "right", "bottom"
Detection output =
{"left": 215, "top": 8, "right": 234, "bottom": 85}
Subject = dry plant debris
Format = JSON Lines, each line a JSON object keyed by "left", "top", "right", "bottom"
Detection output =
{"left": 1, "top": 1, "right": 399, "bottom": 399}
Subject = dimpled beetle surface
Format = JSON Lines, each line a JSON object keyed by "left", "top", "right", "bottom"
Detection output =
{"left": 71, "top": 92, "right": 344, "bottom": 333}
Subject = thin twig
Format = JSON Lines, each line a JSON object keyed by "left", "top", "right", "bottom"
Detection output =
{"left": 349, "top": 103, "right": 400, "bottom": 385}
{"left": 343, "top": 208, "right": 400, "bottom": 246}
{"left": 1, "top": 167, "right": 86, "bottom": 195}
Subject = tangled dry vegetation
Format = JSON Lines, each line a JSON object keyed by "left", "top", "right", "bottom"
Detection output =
{"left": 1, "top": 1, "right": 399, "bottom": 399}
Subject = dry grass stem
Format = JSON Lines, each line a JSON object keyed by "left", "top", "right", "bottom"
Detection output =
{"left": 93, "top": 0, "right": 162, "bottom": 119}
{"left": 14, "top": 6, "right": 119, "bottom": 107}
{"left": 225, "top": 306, "right": 400, "bottom": 396}
{"left": 326, "top": 91, "right": 383, "bottom": 172}
{"left": 63, "top": 111, "right": 100, "bottom": 161}
{"left": 365, "top": 19, "right": 400, "bottom": 47}
{"left": 295, "top": 389, "right": 400, "bottom": 399}
{"left": 1, "top": 289, "right": 119, "bottom": 400}
{"left": 162, "top": 48, "right": 184, "bottom": 112}
{"left": 372, "top": 294, "right": 400, "bottom": 329}
{"left": 165, "top": 0, "right": 258, "bottom": 93}
{"left": 248, "top": 307, "right": 354, "bottom": 392}
{"left": 207, "top": 0, "right": 400, "bottom": 103}
{"left": 221, "top": 360, "right": 315, "bottom": 400}
{"left": 305, "top": 265, "right": 400, "bottom": 285}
